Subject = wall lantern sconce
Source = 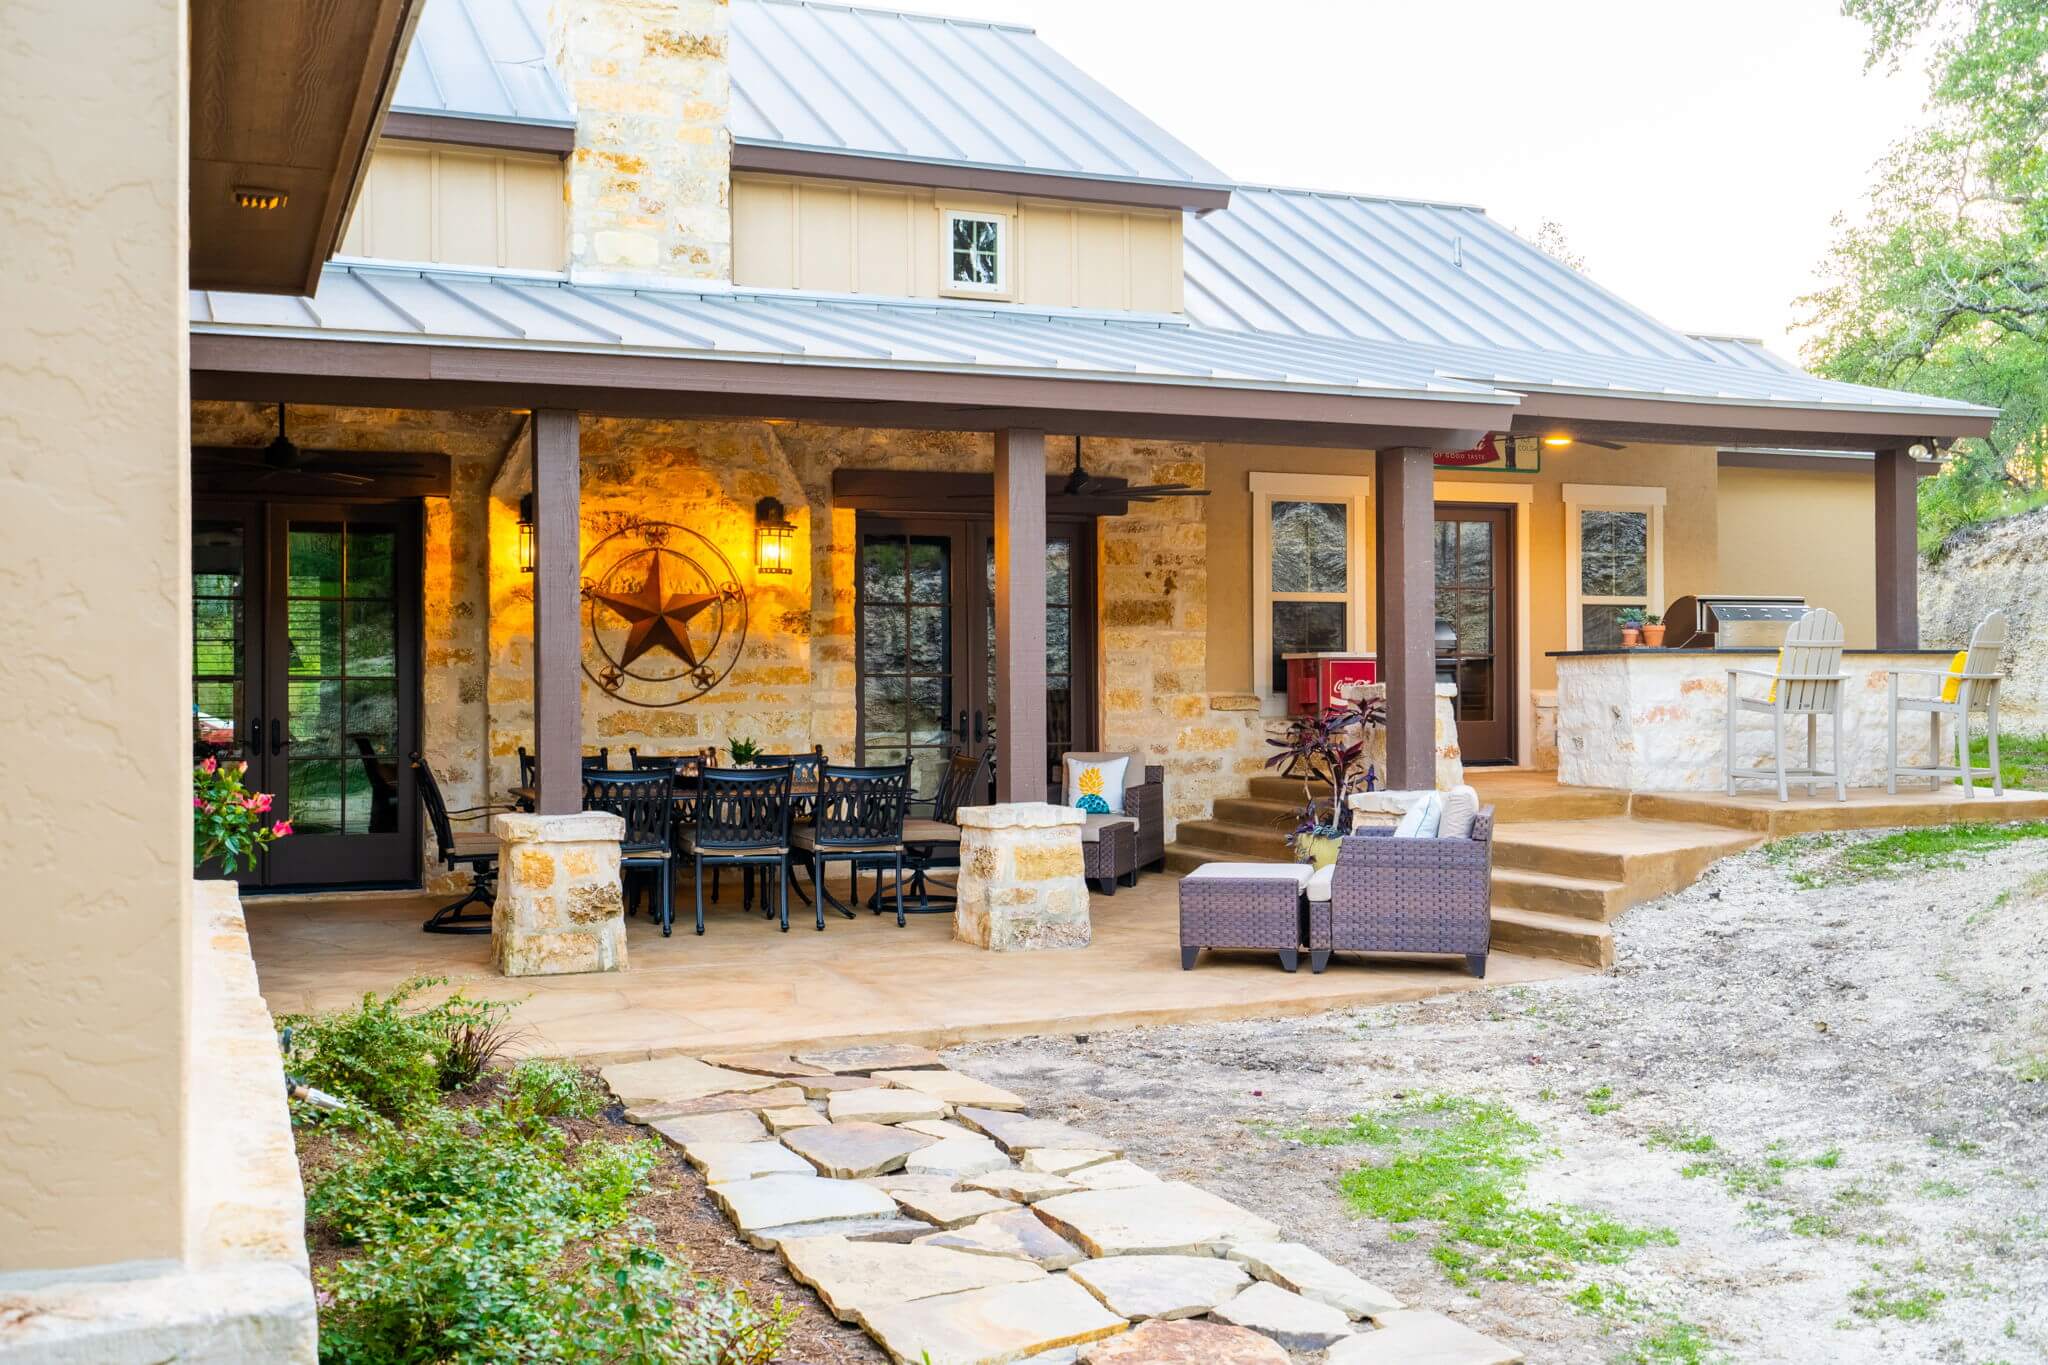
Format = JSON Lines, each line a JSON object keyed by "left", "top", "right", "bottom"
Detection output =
{"left": 754, "top": 496, "right": 795, "bottom": 575}
{"left": 518, "top": 493, "right": 537, "bottom": 574}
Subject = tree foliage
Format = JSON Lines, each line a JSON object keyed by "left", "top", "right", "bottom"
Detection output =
{"left": 1804, "top": 0, "right": 2048, "bottom": 549}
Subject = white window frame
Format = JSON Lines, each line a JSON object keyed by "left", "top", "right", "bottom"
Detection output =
{"left": 940, "top": 208, "right": 1010, "bottom": 298}
{"left": 1250, "top": 471, "right": 1372, "bottom": 714}
{"left": 1563, "top": 483, "right": 1666, "bottom": 650}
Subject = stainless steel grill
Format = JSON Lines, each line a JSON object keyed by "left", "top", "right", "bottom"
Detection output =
{"left": 1663, "top": 594, "right": 1808, "bottom": 649}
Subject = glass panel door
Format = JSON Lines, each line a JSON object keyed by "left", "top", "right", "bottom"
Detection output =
{"left": 1434, "top": 505, "right": 1515, "bottom": 764}
{"left": 192, "top": 513, "right": 255, "bottom": 768}
{"left": 857, "top": 524, "right": 969, "bottom": 799}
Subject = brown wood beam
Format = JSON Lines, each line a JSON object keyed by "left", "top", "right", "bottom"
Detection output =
{"left": 380, "top": 112, "right": 575, "bottom": 157}
{"left": 993, "top": 429, "right": 1048, "bottom": 803}
{"left": 1874, "top": 445, "right": 1920, "bottom": 649}
{"left": 1375, "top": 446, "right": 1436, "bottom": 790}
{"left": 533, "top": 409, "right": 582, "bottom": 815}
{"left": 731, "top": 141, "right": 1233, "bottom": 213}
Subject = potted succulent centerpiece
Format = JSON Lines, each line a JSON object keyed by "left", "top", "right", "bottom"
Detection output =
{"left": 1617, "top": 607, "right": 1645, "bottom": 648}
{"left": 727, "top": 737, "right": 761, "bottom": 766}
{"left": 1640, "top": 611, "right": 1666, "bottom": 647}
{"left": 1265, "top": 692, "right": 1386, "bottom": 867}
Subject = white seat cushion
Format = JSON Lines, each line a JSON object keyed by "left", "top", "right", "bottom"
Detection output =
{"left": 1393, "top": 792, "right": 1443, "bottom": 838}
{"left": 1438, "top": 784, "right": 1480, "bottom": 840}
{"left": 1079, "top": 813, "right": 1138, "bottom": 843}
{"left": 1306, "top": 863, "right": 1335, "bottom": 903}
{"left": 1183, "top": 862, "right": 1311, "bottom": 888}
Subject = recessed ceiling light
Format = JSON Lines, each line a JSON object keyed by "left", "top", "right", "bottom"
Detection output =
{"left": 233, "top": 187, "right": 288, "bottom": 211}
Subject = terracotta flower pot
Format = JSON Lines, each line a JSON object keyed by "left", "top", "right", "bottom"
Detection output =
{"left": 1620, "top": 627, "right": 1641, "bottom": 648}
{"left": 1641, "top": 624, "right": 1666, "bottom": 647}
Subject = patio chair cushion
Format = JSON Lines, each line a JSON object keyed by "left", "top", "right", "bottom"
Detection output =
{"left": 1438, "top": 784, "right": 1480, "bottom": 840}
{"left": 1393, "top": 792, "right": 1443, "bottom": 838}
{"left": 678, "top": 837, "right": 785, "bottom": 856}
{"left": 1063, "top": 753, "right": 1130, "bottom": 814}
{"left": 1063, "top": 750, "right": 1146, "bottom": 791}
{"left": 1183, "top": 861, "right": 1311, "bottom": 886}
{"left": 901, "top": 818, "right": 961, "bottom": 844}
{"left": 1306, "top": 863, "right": 1334, "bottom": 903}
{"left": 1079, "top": 813, "right": 1138, "bottom": 843}
{"left": 792, "top": 827, "right": 901, "bottom": 854}
{"left": 1941, "top": 649, "right": 1969, "bottom": 703}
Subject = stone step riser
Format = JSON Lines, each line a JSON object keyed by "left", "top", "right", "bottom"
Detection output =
{"left": 1489, "top": 839, "right": 1628, "bottom": 882}
{"left": 1489, "top": 909, "right": 1614, "bottom": 969}
{"left": 1489, "top": 871, "right": 1625, "bottom": 922}
{"left": 1209, "top": 797, "right": 1301, "bottom": 830}
{"left": 1169, "top": 820, "right": 1295, "bottom": 861}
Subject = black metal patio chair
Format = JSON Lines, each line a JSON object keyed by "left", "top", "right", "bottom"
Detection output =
{"left": 881, "top": 748, "right": 985, "bottom": 914}
{"left": 582, "top": 769, "right": 676, "bottom": 934}
{"left": 680, "top": 766, "right": 794, "bottom": 933}
{"left": 796, "top": 762, "right": 911, "bottom": 926}
{"left": 414, "top": 753, "right": 514, "bottom": 935}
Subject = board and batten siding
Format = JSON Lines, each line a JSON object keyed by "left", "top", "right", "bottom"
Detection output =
{"left": 731, "top": 172, "right": 1183, "bottom": 313}
{"left": 339, "top": 141, "right": 566, "bottom": 272}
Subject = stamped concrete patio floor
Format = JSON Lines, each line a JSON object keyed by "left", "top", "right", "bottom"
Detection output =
{"left": 247, "top": 873, "right": 1574, "bottom": 1062}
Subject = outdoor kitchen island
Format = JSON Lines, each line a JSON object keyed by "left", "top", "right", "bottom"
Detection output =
{"left": 1549, "top": 647, "right": 1961, "bottom": 791}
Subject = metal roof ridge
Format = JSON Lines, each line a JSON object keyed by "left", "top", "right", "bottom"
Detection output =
{"left": 740, "top": 0, "right": 1038, "bottom": 37}
{"left": 1221, "top": 181, "right": 1490, "bottom": 215}
{"left": 729, "top": 137, "right": 1237, "bottom": 192}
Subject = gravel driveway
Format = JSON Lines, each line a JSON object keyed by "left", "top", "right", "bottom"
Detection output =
{"left": 950, "top": 829, "right": 2048, "bottom": 1364}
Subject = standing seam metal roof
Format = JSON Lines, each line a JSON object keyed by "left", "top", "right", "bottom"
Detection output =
{"left": 390, "top": 0, "right": 572, "bottom": 126}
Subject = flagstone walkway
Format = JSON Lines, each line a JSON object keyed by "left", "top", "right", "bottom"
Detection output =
{"left": 602, "top": 1046, "right": 1522, "bottom": 1365}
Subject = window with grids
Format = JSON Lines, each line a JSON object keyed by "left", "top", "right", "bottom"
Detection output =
{"left": 1268, "top": 499, "right": 1350, "bottom": 693}
{"left": 1576, "top": 507, "right": 1653, "bottom": 649}
{"left": 944, "top": 211, "right": 1006, "bottom": 294}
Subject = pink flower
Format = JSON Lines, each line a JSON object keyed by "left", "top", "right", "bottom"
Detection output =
{"left": 251, "top": 791, "right": 273, "bottom": 813}
{"left": 271, "top": 820, "right": 293, "bottom": 838}
{"left": 193, "top": 796, "right": 205, "bottom": 809}
{"left": 199, "top": 757, "right": 217, "bottom": 775}
{"left": 237, "top": 761, "right": 249, "bottom": 774}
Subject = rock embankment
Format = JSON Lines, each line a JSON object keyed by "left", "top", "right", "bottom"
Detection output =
{"left": 1920, "top": 503, "right": 2048, "bottom": 730}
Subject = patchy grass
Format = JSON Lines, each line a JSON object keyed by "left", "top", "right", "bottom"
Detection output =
{"left": 1288, "top": 1095, "right": 1678, "bottom": 1287}
{"left": 1585, "top": 1084, "right": 1621, "bottom": 1116}
{"left": 1622, "top": 1318, "right": 1719, "bottom": 1364}
{"left": 1963, "top": 733, "right": 2048, "bottom": 791}
{"left": 1648, "top": 1128, "right": 1717, "bottom": 1155}
{"left": 1773, "top": 821, "right": 2048, "bottom": 888}
{"left": 1849, "top": 1263, "right": 1947, "bottom": 1322}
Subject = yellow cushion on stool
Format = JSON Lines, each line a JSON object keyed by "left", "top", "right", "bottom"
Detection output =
{"left": 1941, "top": 649, "right": 1969, "bottom": 703}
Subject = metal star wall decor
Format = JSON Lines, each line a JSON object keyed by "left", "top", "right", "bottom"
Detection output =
{"left": 579, "top": 520, "right": 747, "bottom": 707}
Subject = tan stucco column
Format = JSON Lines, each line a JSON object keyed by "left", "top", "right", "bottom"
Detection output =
{"left": 0, "top": 0, "right": 191, "bottom": 1270}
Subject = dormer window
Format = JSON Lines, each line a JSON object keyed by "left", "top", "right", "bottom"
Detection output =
{"left": 943, "top": 210, "right": 1008, "bottom": 296}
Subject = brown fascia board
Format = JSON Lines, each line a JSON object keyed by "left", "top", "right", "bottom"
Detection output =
{"left": 187, "top": 333, "right": 1498, "bottom": 450}
{"left": 731, "top": 141, "right": 1233, "bottom": 213}
{"left": 310, "top": 0, "right": 431, "bottom": 296}
{"left": 1718, "top": 449, "right": 1941, "bottom": 479}
{"left": 381, "top": 112, "right": 576, "bottom": 157}
{"left": 1509, "top": 393, "right": 1996, "bottom": 451}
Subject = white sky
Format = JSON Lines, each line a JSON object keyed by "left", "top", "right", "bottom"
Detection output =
{"left": 928, "top": 0, "right": 1931, "bottom": 361}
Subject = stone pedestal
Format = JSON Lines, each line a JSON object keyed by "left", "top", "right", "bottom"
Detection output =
{"left": 1335, "top": 681, "right": 1465, "bottom": 790}
{"left": 952, "top": 804, "right": 1091, "bottom": 952}
{"left": 492, "top": 811, "right": 628, "bottom": 976}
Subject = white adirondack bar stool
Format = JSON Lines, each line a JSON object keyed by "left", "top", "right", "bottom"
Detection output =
{"left": 1886, "top": 609, "right": 2007, "bottom": 797}
{"left": 1725, "top": 606, "right": 1850, "bottom": 802}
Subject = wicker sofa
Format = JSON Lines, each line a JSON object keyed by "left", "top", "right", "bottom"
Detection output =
{"left": 1064, "top": 753, "right": 1165, "bottom": 896}
{"left": 1308, "top": 807, "right": 1496, "bottom": 976}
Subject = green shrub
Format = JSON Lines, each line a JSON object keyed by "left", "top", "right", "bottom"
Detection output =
{"left": 553, "top": 1238, "right": 793, "bottom": 1365}
{"left": 508, "top": 1057, "right": 607, "bottom": 1120}
{"left": 309, "top": 1104, "right": 655, "bottom": 1246}
{"left": 281, "top": 977, "right": 517, "bottom": 1120}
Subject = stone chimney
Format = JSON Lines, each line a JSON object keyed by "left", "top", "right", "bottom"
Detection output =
{"left": 551, "top": 0, "right": 731, "bottom": 285}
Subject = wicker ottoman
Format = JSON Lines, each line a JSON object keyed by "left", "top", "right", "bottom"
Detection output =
{"left": 1178, "top": 863, "right": 1315, "bottom": 972}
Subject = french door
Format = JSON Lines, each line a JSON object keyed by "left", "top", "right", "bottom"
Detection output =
{"left": 192, "top": 500, "right": 422, "bottom": 888}
{"left": 1434, "top": 504, "right": 1515, "bottom": 764}
{"left": 854, "top": 515, "right": 1093, "bottom": 799}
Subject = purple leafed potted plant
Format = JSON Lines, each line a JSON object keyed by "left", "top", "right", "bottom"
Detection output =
{"left": 1265, "top": 691, "right": 1387, "bottom": 867}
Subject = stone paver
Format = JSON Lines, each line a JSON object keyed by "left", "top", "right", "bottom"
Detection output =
{"left": 1324, "top": 1310, "right": 1523, "bottom": 1364}
{"left": 872, "top": 1068, "right": 1028, "bottom": 1111}
{"left": 600, "top": 1055, "right": 776, "bottom": 1107}
{"left": 795, "top": 1042, "right": 946, "bottom": 1075}
{"left": 956, "top": 1106, "right": 1121, "bottom": 1156}
{"left": 682, "top": 1139, "right": 814, "bottom": 1185}
{"left": 709, "top": 1172, "right": 900, "bottom": 1237}
{"left": 902, "top": 1133, "right": 1011, "bottom": 1179}
{"left": 914, "top": 1207, "right": 1085, "bottom": 1269}
{"left": 1210, "top": 1282, "right": 1353, "bottom": 1351}
{"left": 960, "top": 1169, "right": 1082, "bottom": 1204}
{"left": 901, "top": 1118, "right": 978, "bottom": 1139}
{"left": 778, "top": 1233, "right": 1046, "bottom": 1324}
{"left": 861, "top": 1274, "right": 1127, "bottom": 1365}
{"left": 864, "top": 1176, "right": 1020, "bottom": 1229}
{"left": 762, "top": 1105, "right": 827, "bottom": 1134}
{"left": 1067, "top": 1255, "right": 1251, "bottom": 1321}
{"left": 784, "top": 1121, "right": 937, "bottom": 1179}
{"left": 1226, "top": 1241, "right": 1402, "bottom": 1319}
{"left": 626, "top": 1085, "right": 806, "bottom": 1123}
{"left": 1080, "top": 1318, "right": 1288, "bottom": 1364}
{"left": 828, "top": 1087, "right": 948, "bottom": 1125}
{"left": 746, "top": 1216, "right": 932, "bottom": 1251}
{"left": 1019, "top": 1148, "right": 1116, "bottom": 1176}
{"left": 1063, "top": 1160, "right": 1158, "bottom": 1191}
{"left": 795, "top": 1075, "right": 891, "bottom": 1098}
{"left": 1033, "top": 1184, "right": 1282, "bottom": 1258}
{"left": 700, "top": 1050, "right": 833, "bottom": 1078}
{"left": 647, "top": 1109, "right": 765, "bottom": 1147}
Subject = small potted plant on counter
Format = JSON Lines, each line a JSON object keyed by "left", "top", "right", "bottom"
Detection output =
{"left": 727, "top": 736, "right": 761, "bottom": 766}
{"left": 1640, "top": 611, "right": 1666, "bottom": 647}
{"left": 1617, "top": 607, "right": 1645, "bottom": 648}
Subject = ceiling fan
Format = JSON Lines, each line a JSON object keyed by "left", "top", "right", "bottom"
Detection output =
{"left": 196, "top": 404, "right": 378, "bottom": 487}
{"left": 953, "top": 438, "right": 1211, "bottom": 505}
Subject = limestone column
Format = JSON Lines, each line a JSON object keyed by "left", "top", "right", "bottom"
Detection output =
{"left": 953, "top": 805, "right": 1090, "bottom": 952}
{"left": 494, "top": 812, "right": 629, "bottom": 976}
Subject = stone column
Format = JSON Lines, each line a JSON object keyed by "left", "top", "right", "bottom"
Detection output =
{"left": 493, "top": 812, "right": 630, "bottom": 976}
{"left": 953, "top": 804, "right": 1091, "bottom": 952}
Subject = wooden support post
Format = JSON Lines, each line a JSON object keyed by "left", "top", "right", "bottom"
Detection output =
{"left": 1874, "top": 445, "right": 1919, "bottom": 650}
{"left": 1375, "top": 445, "right": 1437, "bottom": 790}
{"left": 533, "top": 409, "right": 582, "bottom": 815}
{"left": 993, "top": 428, "right": 1048, "bottom": 803}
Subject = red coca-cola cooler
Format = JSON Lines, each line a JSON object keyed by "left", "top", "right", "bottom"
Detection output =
{"left": 1282, "top": 652, "right": 1378, "bottom": 717}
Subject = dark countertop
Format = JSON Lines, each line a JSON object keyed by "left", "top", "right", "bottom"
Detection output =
{"left": 1547, "top": 647, "right": 1954, "bottom": 658}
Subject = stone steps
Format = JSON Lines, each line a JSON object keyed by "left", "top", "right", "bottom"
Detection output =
{"left": 1487, "top": 907, "right": 1615, "bottom": 969}
{"left": 1168, "top": 819, "right": 1294, "bottom": 863}
{"left": 1491, "top": 818, "right": 1761, "bottom": 901}
{"left": 1489, "top": 866, "right": 1628, "bottom": 922}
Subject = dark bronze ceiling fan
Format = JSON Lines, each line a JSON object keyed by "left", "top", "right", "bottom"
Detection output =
{"left": 951, "top": 437, "right": 1210, "bottom": 505}
{"left": 197, "top": 404, "right": 380, "bottom": 487}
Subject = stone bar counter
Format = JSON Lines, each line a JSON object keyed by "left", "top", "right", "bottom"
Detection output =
{"left": 1549, "top": 648, "right": 1957, "bottom": 791}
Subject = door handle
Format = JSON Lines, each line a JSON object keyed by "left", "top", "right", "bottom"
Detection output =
{"left": 972, "top": 710, "right": 985, "bottom": 742}
{"left": 270, "top": 716, "right": 286, "bottom": 756}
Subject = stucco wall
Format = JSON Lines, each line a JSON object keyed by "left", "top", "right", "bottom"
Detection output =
{"left": 0, "top": 0, "right": 191, "bottom": 1271}
{"left": 1717, "top": 464, "right": 1879, "bottom": 648}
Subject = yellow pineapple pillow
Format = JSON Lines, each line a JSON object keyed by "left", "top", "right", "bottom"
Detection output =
{"left": 1062, "top": 754, "right": 1129, "bottom": 814}
{"left": 1941, "top": 649, "right": 1970, "bottom": 703}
